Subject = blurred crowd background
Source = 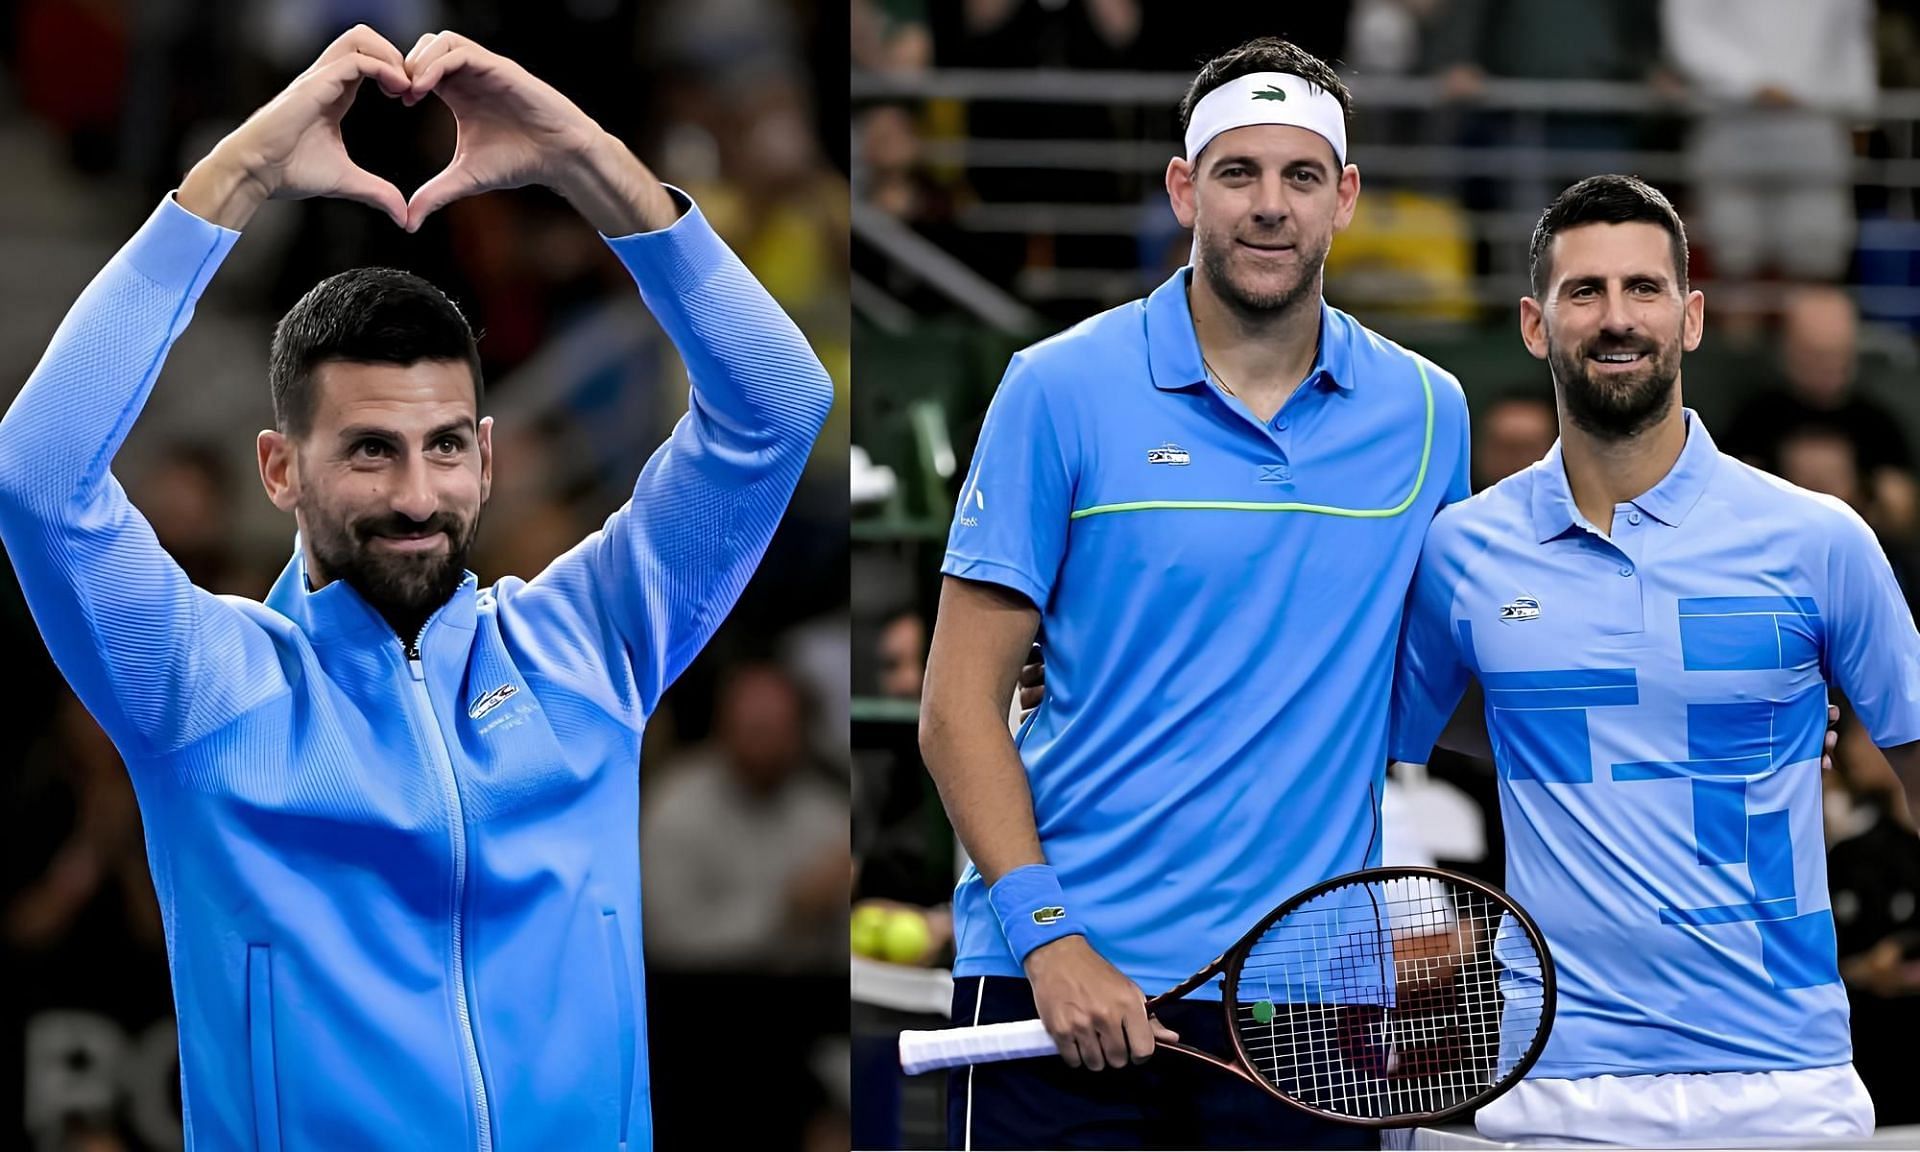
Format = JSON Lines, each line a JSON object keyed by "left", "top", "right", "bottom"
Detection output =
{"left": 850, "top": 1, "right": 1920, "bottom": 1147}
{"left": 0, "top": 1, "right": 849, "bottom": 1150}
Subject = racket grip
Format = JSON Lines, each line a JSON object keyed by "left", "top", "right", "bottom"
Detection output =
{"left": 898, "top": 1019, "right": 1058, "bottom": 1074}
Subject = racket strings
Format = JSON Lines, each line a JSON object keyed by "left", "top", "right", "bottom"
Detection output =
{"left": 1230, "top": 877, "right": 1547, "bottom": 1120}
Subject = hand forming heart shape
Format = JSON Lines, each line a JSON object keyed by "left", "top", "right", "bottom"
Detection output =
{"left": 394, "top": 29, "right": 606, "bottom": 232}
{"left": 182, "top": 25, "right": 615, "bottom": 234}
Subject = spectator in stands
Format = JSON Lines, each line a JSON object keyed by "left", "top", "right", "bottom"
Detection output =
{"left": 1139, "top": 11, "right": 1351, "bottom": 77}
{"left": 853, "top": 0, "right": 932, "bottom": 74}
{"left": 877, "top": 607, "right": 928, "bottom": 700}
{"left": 1881, "top": 1, "right": 1920, "bottom": 88}
{"left": 853, "top": 606, "right": 955, "bottom": 911}
{"left": 1435, "top": 0, "right": 1668, "bottom": 260}
{"left": 643, "top": 662, "right": 848, "bottom": 972}
{"left": 1775, "top": 425, "right": 1920, "bottom": 618}
{"left": 465, "top": 420, "right": 585, "bottom": 583}
{"left": 1723, "top": 285, "right": 1919, "bottom": 540}
{"left": 4, "top": 691, "right": 156, "bottom": 955}
{"left": 857, "top": 104, "right": 954, "bottom": 227}
{"left": 1472, "top": 388, "right": 1558, "bottom": 493}
{"left": 1662, "top": 0, "right": 1876, "bottom": 305}
{"left": 939, "top": 0, "right": 1142, "bottom": 70}
{"left": 1825, "top": 708, "right": 1920, "bottom": 1125}
{"left": 5, "top": 689, "right": 171, "bottom": 1150}
{"left": 703, "top": 71, "right": 849, "bottom": 322}
{"left": 1344, "top": 0, "right": 1432, "bottom": 77}
{"left": 1437, "top": 0, "right": 1664, "bottom": 108}
{"left": 127, "top": 441, "right": 280, "bottom": 598}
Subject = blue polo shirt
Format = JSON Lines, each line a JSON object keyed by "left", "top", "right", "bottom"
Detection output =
{"left": 942, "top": 266, "right": 1471, "bottom": 996}
{"left": 1391, "top": 410, "right": 1920, "bottom": 1077}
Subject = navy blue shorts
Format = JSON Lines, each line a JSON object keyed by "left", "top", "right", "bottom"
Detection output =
{"left": 945, "top": 975, "right": 1381, "bottom": 1150}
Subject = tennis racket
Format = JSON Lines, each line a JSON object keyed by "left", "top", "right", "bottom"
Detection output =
{"left": 898, "top": 866, "right": 1555, "bottom": 1128}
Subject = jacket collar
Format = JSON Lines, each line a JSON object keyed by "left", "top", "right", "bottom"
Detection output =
{"left": 265, "top": 535, "right": 478, "bottom": 657}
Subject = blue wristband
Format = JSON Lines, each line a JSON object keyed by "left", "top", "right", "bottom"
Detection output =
{"left": 988, "top": 864, "right": 1086, "bottom": 965}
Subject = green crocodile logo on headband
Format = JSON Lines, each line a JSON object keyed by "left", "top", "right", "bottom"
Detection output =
{"left": 1253, "top": 85, "right": 1287, "bottom": 101}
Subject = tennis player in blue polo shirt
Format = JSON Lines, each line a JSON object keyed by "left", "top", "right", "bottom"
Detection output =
{"left": 1391, "top": 174, "right": 1920, "bottom": 1145}
{"left": 919, "top": 37, "right": 1471, "bottom": 1150}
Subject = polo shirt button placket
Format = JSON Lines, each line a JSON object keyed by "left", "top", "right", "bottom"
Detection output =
{"left": 1270, "top": 412, "right": 1293, "bottom": 481}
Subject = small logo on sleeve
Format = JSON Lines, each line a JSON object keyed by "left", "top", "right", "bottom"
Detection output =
{"left": 1147, "top": 443, "right": 1191, "bottom": 466}
{"left": 960, "top": 485, "right": 984, "bottom": 527}
{"left": 469, "top": 683, "right": 520, "bottom": 719}
{"left": 1032, "top": 906, "right": 1066, "bottom": 925}
{"left": 1499, "top": 596, "right": 1541, "bottom": 622}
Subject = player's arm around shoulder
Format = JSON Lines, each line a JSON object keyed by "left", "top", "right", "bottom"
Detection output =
{"left": 1391, "top": 496, "right": 1486, "bottom": 764}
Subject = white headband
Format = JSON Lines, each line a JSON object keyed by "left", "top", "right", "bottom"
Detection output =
{"left": 1183, "top": 71, "right": 1347, "bottom": 168}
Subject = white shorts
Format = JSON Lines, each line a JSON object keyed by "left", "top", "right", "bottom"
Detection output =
{"left": 1474, "top": 1063, "right": 1874, "bottom": 1146}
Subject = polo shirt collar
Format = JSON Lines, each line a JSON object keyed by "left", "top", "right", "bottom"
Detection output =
{"left": 1143, "top": 267, "right": 1354, "bottom": 395}
{"left": 1529, "top": 407, "right": 1719, "bottom": 542}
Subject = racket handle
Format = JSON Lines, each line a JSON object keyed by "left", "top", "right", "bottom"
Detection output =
{"left": 899, "top": 1019, "right": 1057, "bottom": 1074}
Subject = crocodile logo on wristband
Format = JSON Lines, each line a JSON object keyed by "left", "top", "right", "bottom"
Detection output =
{"left": 1032, "top": 906, "right": 1066, "bottom": 925}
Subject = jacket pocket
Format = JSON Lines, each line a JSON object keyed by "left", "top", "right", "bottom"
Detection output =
{"left": 602, "top": 910, "right": 636, "bottom": 1149}
{"left": 247, "top": 943, "right": 282, "bottom": 1152}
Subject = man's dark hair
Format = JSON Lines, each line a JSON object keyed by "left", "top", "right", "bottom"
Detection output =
{"left": 1529, "top": 175, "right": 1689, "bottom": 298}
{"left": 1178, "top": 37, "right": 1352, "bottom": 141}
{"left": 269, "top": 268, "right": 483, "bottom": 437}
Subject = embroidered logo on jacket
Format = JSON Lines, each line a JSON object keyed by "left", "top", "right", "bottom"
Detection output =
{"left": 469, "top": 683, "right": 520, "bottom": 719}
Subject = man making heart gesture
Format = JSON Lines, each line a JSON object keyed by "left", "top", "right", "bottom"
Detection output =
{"left": 0, "top": 24, "right": 831, "bottom": 1152}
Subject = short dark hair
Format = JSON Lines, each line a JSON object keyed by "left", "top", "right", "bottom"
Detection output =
{"left": 269, "top": 268, "right": 483, "bottom": 437}
{"left": 1178, "top": 37, "right": 1352, "bottom": 143}
{"left": 1529, "top": 175, "right": 1689, "bottom": 298}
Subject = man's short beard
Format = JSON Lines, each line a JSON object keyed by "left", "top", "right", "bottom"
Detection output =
{"left": 1194, "top": 225, "right": 1328, "bottom": 321}
{"left": 1548, "top": 333, "right": 1681, "bottom": 441}
{"left": 304, "top": 504, "right": 478, "bottom": 635}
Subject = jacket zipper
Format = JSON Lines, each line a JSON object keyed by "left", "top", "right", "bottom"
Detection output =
{"left": 404, "top": 622, "right": 494, "bottom": 1151}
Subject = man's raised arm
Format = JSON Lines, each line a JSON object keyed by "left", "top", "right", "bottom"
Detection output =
{"left": 0, "top": 26, "right": 412, "bottom": 757}
{"left": 405, "top": 32, "right": 836, "bottom": 709}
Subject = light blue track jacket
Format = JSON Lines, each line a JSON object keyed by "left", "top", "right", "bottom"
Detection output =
{"left": 0, "top": 189, "right": 832, "bottom": 1150}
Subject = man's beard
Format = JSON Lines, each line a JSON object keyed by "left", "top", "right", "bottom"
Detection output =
{"left": 1548, "top": 330, "right": 1681, "bottom": 441}
{"left": 1194, "top": 222, "right": 1329, "bottom": 320}
{"left": 303, "top": 502, "right": 478, "bottom": 637}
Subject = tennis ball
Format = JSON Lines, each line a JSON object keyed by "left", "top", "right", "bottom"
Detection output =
{"left": 880, "top": 908, "right": 932, "bottom": 965}
{"left": 851, "top": 903, "right": 888, "bottom": 958}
